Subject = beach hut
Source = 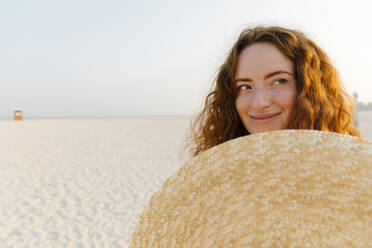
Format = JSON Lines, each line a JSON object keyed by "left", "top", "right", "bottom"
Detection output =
{"left": 13, "top": 108, "right": 23, "bottom": 121}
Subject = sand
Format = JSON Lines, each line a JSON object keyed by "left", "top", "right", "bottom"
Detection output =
{"left": 1, "top": 113, "right": 371, "bottom": 247}
{"left": 0, "top": 118, "right": 190, "bottom": 247}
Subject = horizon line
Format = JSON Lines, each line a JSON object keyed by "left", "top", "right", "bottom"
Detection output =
{"left": 0, "top": 115, "right": 192, "bottom": 120}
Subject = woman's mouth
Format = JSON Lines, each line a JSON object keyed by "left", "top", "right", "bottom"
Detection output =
{"left": 249, "top": 113, "right": 281, "bottom": 122}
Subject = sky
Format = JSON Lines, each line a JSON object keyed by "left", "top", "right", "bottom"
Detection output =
{"left": 1, "top": 0, "right": 372, "bottom": 118}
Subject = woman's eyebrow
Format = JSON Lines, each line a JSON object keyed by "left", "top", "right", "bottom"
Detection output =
{"left": 234, "top": 70, "right": 294, "bottom": 84}
{"left": 264, "top": 70, "right": 294, "bottom": 80}
{"left": 234, "top": 78, "right": 252, "bottom": 84}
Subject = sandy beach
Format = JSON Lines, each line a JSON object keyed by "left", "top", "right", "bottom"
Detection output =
{"left": 1, "top": 113, "right": 371, "bottom": 247}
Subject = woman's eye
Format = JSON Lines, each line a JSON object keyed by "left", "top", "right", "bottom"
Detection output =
{"left": 272, "top": 79, "right": 287, "bottom": 85}
{"left": 238, "top": 85, "right": 252, "bottom": 91}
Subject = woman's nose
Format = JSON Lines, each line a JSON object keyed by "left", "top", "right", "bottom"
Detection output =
{"left": 251, "top": 87, "right": 271, "bottom": 110}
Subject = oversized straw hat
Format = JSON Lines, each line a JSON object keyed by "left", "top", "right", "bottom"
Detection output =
{"left": 130, "top": 130, "right": 372, "bottom": 247}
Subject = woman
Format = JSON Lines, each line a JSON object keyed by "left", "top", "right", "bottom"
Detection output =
{"left": 186, "top": 26, "right": 362, "bottom": 157}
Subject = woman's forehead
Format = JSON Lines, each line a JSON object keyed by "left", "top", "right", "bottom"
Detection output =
{"left": 236, "top": 42, "right": 294, "bottom": 78}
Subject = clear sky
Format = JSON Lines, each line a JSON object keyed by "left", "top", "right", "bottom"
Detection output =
{"left": 1, "top": 0, "right": 372, "bottom": 118}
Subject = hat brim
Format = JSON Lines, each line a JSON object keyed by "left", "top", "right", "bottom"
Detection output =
{"left": 130, "top": 130, "right": 372, "bottom": 247}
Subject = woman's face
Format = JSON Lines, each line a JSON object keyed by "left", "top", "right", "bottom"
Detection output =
{"left": 234, "top": 42, "right": 297, "bottom": 134}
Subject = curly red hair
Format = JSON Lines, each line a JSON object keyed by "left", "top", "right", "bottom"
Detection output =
{"left": 186, "top": 26, "right": 362, "bottom": 157}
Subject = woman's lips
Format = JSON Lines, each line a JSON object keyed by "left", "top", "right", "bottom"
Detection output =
{"left": 249, "top": 112, "right": 281, "bottom": 122}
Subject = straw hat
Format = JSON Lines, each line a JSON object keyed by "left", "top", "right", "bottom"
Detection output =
{"left": 130, "top": 130, "right": 372, "bottom": 247}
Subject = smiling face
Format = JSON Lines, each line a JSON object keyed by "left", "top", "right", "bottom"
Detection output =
{"left": 234, "top": 42, "right": 297, "bottom": 134}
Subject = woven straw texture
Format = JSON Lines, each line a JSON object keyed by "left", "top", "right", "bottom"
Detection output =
{"left": 130, "top": 130, "right": 372, "bottom": 247}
